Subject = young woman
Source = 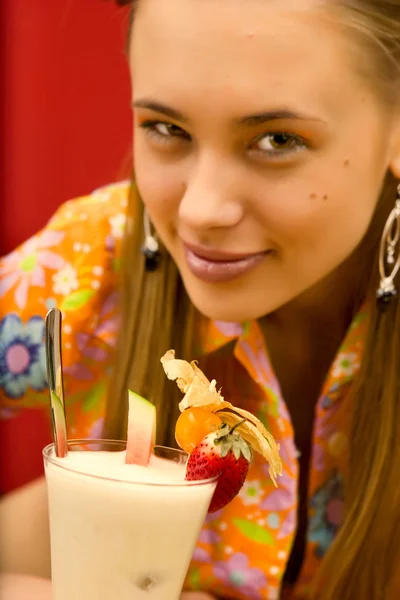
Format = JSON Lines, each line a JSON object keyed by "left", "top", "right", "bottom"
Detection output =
{"left": 1, "top": 0, "right": 400, "bottom": 598}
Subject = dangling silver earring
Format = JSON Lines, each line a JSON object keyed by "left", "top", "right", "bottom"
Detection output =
{"left": 376, "top": 183, "right": 400, "bottom": 308}
{"left": 141, "top": 210, "right": 160, "bottom": 271}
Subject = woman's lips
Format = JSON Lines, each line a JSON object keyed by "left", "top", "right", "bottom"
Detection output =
{"left": 183, "top": 243, "right": 269, "bottom": 283}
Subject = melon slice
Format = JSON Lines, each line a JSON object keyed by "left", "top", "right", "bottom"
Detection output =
{"left": 125, "top": 390, "right": 157, "bottom": 466}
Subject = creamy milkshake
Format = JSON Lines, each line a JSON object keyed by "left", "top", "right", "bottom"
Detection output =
{"left": 44, "top": 441, "right": 217, "bottom": 600}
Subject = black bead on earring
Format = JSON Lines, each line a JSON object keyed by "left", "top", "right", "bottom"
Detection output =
{"left": 141, "top": 211, "right": 160, "bottom": 271}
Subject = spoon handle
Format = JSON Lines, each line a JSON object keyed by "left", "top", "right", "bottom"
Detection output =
{"left": 45, "top": 308, "right": 68, "bottom": 457}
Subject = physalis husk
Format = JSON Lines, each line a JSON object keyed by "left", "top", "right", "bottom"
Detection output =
{"left": 161, "top": 350, "right": 283, "bottom": 486}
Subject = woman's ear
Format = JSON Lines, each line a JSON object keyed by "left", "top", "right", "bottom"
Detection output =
{"left": 389, "top": 115, "right": 400, "bottom": 179}
{"left": 389, "top": 154, "right": 400, "bottom": 180}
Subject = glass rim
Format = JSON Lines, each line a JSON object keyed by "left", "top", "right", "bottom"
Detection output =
{"left": 43, "top": 439, "right": 219, "bottom": 487}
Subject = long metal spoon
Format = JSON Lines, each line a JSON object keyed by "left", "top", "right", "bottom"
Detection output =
{"left": 45, "top": 308, "right": 68, "bottom": 457}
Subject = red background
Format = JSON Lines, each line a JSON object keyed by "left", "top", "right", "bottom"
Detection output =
{"left": 1, "top": 0, "right": 132, "bottom": 493}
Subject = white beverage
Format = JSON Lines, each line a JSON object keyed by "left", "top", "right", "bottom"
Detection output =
{"left": 44, "top": 443, "right": 217, "bottom": 600}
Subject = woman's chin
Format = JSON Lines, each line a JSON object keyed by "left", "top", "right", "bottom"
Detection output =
{"left": 184, "top": 283, "right": 275, "bottom": 324}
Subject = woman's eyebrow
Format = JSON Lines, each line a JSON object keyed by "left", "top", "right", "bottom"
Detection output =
{"left": 133, "top": 99, "right": 327, "bottom": 126}
{"left": 133, "top": 100, "right": 188, "bottom": 122}
{"left": 236, "top": 110, "right": 327, "bottom": 126}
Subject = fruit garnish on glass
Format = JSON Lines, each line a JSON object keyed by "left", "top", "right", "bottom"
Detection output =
{"left": 161, "top": 350, "right": 283, "bottom": 513}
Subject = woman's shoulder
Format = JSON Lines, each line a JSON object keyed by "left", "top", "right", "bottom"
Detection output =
{"left": 49, "top": 180, "right": 129, "bottom": 233}
{"left": 0, "top": 181, "right": 129, "bottom": 419}
{"left": 0, "top": 180, "right": 129, "bottom": 310}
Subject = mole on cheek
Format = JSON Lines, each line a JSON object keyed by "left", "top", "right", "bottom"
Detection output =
{"left": 323, "top": 194, "right": 328, "bottom": 201}
{"left": 344, "top": 159, "right": 350, "bottom": 167}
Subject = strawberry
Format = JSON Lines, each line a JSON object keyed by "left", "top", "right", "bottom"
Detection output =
{"left": 186, "top": 422, "right": 252, "bottom": 513}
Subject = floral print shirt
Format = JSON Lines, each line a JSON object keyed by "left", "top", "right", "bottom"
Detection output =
{"left": 0, "top": 181, "right": 367, "bottom": 599}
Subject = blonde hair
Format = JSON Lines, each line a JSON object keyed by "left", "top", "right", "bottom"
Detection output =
{"left": 108, "top": 1, "right": 400, "bottom": 598}
{"left": 104, "top": 184, "right": 196, "bottom": 446}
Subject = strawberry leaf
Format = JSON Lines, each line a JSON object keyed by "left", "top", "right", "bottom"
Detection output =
{"left": 214, "top": 424, "right": 230, "bottom": 439}
{"left": 239, "top": 439, "right": 252, "bottom": 462}
{"left": 220, "top": 441, "right": 231, "bottom": 458}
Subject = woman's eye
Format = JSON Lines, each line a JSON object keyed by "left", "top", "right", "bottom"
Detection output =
{"left": 140, "top": 121, "right": 191, "bottom": 143}
{"left": 251, "top": 132, "right": 307, "bottom": 156}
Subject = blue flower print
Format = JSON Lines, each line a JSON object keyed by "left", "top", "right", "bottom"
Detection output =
{"left": 0, "top": 314, "right": 47, "bottom": 398}
{"left": 309, "top": 471, "right": 344, "bottom": 558}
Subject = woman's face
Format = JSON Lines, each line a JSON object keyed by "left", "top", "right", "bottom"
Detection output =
{"left": 130, "top": 0, "right": 400, "bottom": 322}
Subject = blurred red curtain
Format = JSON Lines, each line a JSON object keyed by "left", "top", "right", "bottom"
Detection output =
{"left": 1, "top": 0, "right": 132, "bottom": 493}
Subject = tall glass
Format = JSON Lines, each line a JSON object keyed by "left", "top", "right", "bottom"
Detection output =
{"left": 43, "top": 440, "right": 217, "bottom": 600}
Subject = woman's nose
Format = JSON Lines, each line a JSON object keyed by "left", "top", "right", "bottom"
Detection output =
{"left": 178, "top": 152, "right": 244, "bottom": 232}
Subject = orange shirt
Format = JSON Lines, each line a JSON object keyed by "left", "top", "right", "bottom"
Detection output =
{"left": 0, "top": 181, "right": 367, "bottom": 599}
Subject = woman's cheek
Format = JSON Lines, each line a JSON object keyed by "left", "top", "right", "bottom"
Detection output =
{"left": 135, "top": 159, "right": 180, "bottom": 212}
{"left": 252, "top": 188, "right": 333, "bottom": 246}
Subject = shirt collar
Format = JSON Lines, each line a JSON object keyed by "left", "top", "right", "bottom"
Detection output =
{"left": 199, "top": 303, "right": 369, "bottom": 408}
